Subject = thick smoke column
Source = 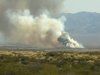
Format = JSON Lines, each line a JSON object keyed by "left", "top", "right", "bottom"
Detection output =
{"left": 0, "top": 0, "right": 84, "bottom": 48}
{"left": 0, "top": 0, "right": 67, "bottom": 40}
{"left": 5, "top": 9, "right": 83, "bottom": 48}
{"left": 6, "top": 9, "right": 64, "bottom": 48}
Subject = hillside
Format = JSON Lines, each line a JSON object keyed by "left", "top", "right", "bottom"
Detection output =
{"left": 63, "top": 12, "right": 100, "bottom": 48}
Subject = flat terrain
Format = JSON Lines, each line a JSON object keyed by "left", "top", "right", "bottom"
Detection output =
{"left": 0, "top": 49, "right": 100, "bottom": 75}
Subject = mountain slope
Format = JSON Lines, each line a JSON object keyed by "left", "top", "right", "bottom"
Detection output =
{"left": 63, "top": 12, "right": 100, "bottom": 48}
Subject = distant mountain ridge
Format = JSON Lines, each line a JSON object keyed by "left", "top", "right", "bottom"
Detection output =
{"left": 64, "top": 12, "right": 100, "bottom": 34}
{"left": 63, "top": 12, "right": 100, "bottom": 48}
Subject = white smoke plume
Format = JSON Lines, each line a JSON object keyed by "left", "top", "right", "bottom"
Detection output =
{"left": 0, "top": 0, "right": 84, "bottom": 48}
{"left": 58, "top": 32, "right": 84, "bottom": 48}
{"left": 4, "top": 9, "right": 83, "bottom": 48}
{"left": 5, "top": 9, "right": 64, "bottom": 48}
{"left": 0, "top": 0, "right": 67, "bottom": 39}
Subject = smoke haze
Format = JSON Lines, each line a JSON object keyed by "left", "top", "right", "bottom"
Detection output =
{"left": 0, "top": 0, "right": 66, "bottom": 15}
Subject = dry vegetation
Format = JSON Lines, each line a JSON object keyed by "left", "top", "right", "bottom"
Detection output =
{"left": 0, "top": 49, "right": 100, "bottom": 75}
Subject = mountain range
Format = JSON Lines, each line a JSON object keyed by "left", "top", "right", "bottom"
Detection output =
{"left": 63, "top": 12, "right": 100, "bottom": 48}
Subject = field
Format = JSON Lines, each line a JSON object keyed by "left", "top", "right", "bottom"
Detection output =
{"left": 0, "top": 49, "right": 100, "bottom": 75}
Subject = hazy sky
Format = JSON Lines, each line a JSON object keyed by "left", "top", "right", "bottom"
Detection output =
{"left": 65, "top": 0, "right": 100, "bottom": 13}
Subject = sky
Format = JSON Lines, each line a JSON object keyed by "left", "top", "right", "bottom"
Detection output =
{"left": 65, "top": 0, "right": 100, "bottom": 13}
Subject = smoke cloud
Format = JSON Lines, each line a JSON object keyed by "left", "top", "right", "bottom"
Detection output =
{"left": 6, "top": 9, "right": 64, "bottom": 48}
{"left": 58, "top": 32, "right": 84, "bottom": 48}
{"left": 0, "top": 0, "right": 66, "bottom": 15}
{"left": 0, "top": 0, "right": 84, "bottom": 48}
